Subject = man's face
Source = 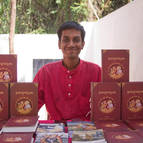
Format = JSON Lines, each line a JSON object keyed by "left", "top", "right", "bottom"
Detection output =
{"left": 58, "top": 29, "right": 85, "bottom": 59}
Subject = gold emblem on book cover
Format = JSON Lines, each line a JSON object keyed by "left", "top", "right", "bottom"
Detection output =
{"left": 15, "top": 118, "right": 29, "bottom": 123}
{"left": 16, "top": 97, "right": 32, "bottom": 114}
{"left": 138, "top": 123, "right": 143, "bottom": 127}
{"left": 0, "top": 68, "right": 12, "bottom": 82}
{"left": 108, "top": 63, "right": 124, "bottom": 79}
{"left": 4, "top": 137, "right": 22, "bottom": 142}
{"left": 99, "top": 97, "right": 115, "bottom": 113}
{"left": 0, "top": 99, "right": 3, "bottom": 113}
{"left": 114, "top": 134, "right": 132, "bottom": 140}
{"left": 105, "top": 123, "right": 119, "bottom": 128}
{"left": 128, "top": 96, "right": 143, "bottom": 112}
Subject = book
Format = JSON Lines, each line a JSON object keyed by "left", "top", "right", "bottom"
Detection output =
{"left": 0, "top": 121, "right": 7, "bottom": 134}
{"left": 135, "top": 130, "right": 143, "bottom": 137}
{"left": 67, "top": 121, "right": 97, "bottom": 138}
{"left": 91, "top": 82, "right": 121, "bottom": 121}
{"left": 0, "top": 54, "right": 17, "bottom": 82}
{"left": 0, "top": 83, "right": 9, "bottom": 121}
{"left": 102, "top": 49, "right": 129, "bottom": 82}
{"left": 2, "top": 116, "right": 39, "bottom": 133}
{"left": 36, "top": 123, "right": 65, "bottom": 133}
{"left": 72, "top": 129, "right": 107, "bottom": 143}
{"left": 67, "top": 121, "right": 96, "bottom": 131}
{"left": 95, "top": 120, "right": 130, "bottom": 131}
{"left": 35, "top": 132, "right": 68, "bottom": 143}
{"left": 125, "top": 119, "right": 143, "bottom": 130}
{"left": 104, "top": 130, "right": 143, "bottom": 143}
{"left": 0, "top": 133, "right": 33, "bottom": 143}
{"left": 10, "top": 82, "right": 38, "bottom": 116}
{"left": 122, "top": 82, "right": 143, "bottom": 121}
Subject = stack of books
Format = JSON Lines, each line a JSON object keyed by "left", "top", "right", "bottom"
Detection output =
{"left": 0, "top": 133, "right": 34, "bottom": 143}
{"left": 0, "top": 54, "right": 17, "bottom": 133}
{"left": 90, "top": 49, "right": 143, "bottom": 142}
{"left": 67, "top": 121, "right": 107, "bottom": 143}
{"left": 35, "top": 122, "right": 68, "bottom": 143}
{"left": 0, "top": 54, "right": 39, "bottom": 143}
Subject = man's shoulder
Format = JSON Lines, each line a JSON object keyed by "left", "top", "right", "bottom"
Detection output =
{"left": 81, "top": 60, "right": 101, "bottom": 69}
{"left": 37, "top": 60, "right": 62, "bottom": 74}
{"left": 42, "top": 60, "right": 62, "bottom": 68}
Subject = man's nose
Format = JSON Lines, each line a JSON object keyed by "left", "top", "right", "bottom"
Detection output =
{"left": 68, "top": 40, "right": 74, "bottom": 47}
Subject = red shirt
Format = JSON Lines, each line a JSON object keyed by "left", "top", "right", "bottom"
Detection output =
{"left": 33, "top": 59, "right": 101, "bottom": 121}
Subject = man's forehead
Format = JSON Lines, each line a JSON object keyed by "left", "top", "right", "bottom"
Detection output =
{"left": 61, "top": 29, "right": 81, "bottom": 37}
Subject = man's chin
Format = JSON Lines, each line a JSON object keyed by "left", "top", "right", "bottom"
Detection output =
{"left": 67, "top": 55, "right": 78, "bottom": 59}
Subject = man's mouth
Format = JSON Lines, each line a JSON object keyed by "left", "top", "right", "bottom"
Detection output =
{"left": 65, "top": 47, "right": 78, "bottom": 51}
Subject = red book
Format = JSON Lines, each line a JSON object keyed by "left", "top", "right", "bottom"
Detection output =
{"left": 0, "top": 133, "right": 33, "bottom": 143}
{"left": 95, "top": 120, "right": 130, "bottom": 131}
{"left": 2, "top": 116, "right": 39, "bottom": 133}
{"left": 102, "top": 49, "right": 129, "bottom": 82}
{"left": 10, "top": 82, "right": 38, "bottom": 116}
{"left": 0, "top": 83, "right": 9, "bottom": 121}
{"left": 104, "top": 131, "right": 143, "bottom": 143}
{"left": 135, "top": 130, "right": 143, "bottom": 137}
{"left": 0, "top": 54, "right": 17, "bottom": 82}
{"left": 125, "top": 120, "right": 143, "bottom": 130}
{"left": 122, "top": 82, "right": 143, "bottom": 121}
{"left": 91, "top": 82, "right": 121, "bottom": 121}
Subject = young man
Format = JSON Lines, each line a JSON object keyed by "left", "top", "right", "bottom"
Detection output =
{"left": 33, "top": 21, "right": 101, "bottom": 121}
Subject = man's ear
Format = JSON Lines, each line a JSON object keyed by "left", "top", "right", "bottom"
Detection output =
{"left": 81, "top": 41, "right": 85, "bottom": 49}
{"left": 58, "top": 40, "right": 61, "bottom": 49}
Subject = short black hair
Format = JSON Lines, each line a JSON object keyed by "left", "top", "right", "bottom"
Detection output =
{"left": 57, "top": 21, "right": 85, "bottom": 42}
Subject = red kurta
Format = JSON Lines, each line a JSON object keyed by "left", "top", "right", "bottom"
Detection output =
{"left": 33, "top": 59, "right": 101, "bottom": 121}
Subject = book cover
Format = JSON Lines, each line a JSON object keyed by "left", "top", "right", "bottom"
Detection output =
{"left": 104, "top": 131, "right": 143, "bottom": 143}
{"left": 2, "top": 116, "right": 39, "bottom": 133}
{"left": 122, "top": 82, "right": 143, "bottom": 121}
{"left": 91, "top": 82, "right": 121, "bottom": 121}
{"left": 102, "top": 49, "right": 129, "bottom": 82}
{"left": 72, "top": 129, "right": 106, "bottom": 143}
{"left": 0, "top": 83, "right": 9, "bottom": 121}
{"left": 95, "top": 120, "right": 130, "bottom": 131}
{"left": 0, "top": 54, "right": 17, "bottom": 82}
{"left": 10, "top": 82, "right": 38, "bottom": 116}
{"left": 125, "top": 120, "right": 143, "bottom": 130}
{"left": 67, "top": 121, "right": 96, "bottom": 131}
{"left": 36, "top": 123, "right": 65, "bottom": 133}
{"left": 0, "top": 133, "right": 33, "bottom": 143}
{"left": 35, "top": 132, "right": 68, "bottom": 143}
{"left": 67, "top": 121, "right": 97, "bottom": 138}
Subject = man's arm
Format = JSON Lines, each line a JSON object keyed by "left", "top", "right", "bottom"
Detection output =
{"left": 33, "top": 68, "right": 62, "bottom": 120}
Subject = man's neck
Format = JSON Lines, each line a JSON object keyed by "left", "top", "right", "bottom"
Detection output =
{"left": 62, "top": 58, "right": 80, "bottom": 70}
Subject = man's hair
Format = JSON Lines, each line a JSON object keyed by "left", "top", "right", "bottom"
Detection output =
{"left": 57, "top": 21, "right": 85, "bottom": 42}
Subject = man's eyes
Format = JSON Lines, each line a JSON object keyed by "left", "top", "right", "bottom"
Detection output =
{"left": 73, "top": 38, "right": 80, "bottom": 42}
{"left": 62, "top": 37, "right": 81, "bottom": 43}
{"left": 62, "top": 38, "right": 70, "bottom": 43}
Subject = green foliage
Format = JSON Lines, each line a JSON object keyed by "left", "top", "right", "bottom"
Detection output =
{"left": 0, "top": 0, "right": 131, "bottom": 34}
{"left": 92, "top": 0, "right": 130, "bottom": 18}
{"left": 0, "top": 0, "right": 10, "bottom": 34}
{"left": 71, "top": 0, "right": 88, "bottom": 22}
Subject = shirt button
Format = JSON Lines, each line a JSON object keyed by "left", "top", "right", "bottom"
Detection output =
{"left": 69, "top": 75, "right": 72, "bottom": 79}
{"left": 68, "top": 83, "right": 71, "bottom": 87}
{"left": 68, "top": 92, "right": 71, "bottom": 96}
{"left": 67, "top": 70, "right": 70, "bottom": 73}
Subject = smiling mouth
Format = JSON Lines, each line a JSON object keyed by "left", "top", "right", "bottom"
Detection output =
{"left": 65, "top": 47, "right": 78, "bottom": 51}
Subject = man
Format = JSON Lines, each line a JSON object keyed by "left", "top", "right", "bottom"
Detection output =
{"left": 33, "top": 21, "right": 101, "bottom": 121}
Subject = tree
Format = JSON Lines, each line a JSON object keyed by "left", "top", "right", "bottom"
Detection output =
{"left": 0, "top": 0, "right": 10, "bottom": 33}
{"left": 0, "top": 0, "right": 132, "bottom": 34}
{"left": 9, "top": 0, "right": 16, "bottom": 54}
{"left": 88, "top": 0, "right": 133, "bottom": 20}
